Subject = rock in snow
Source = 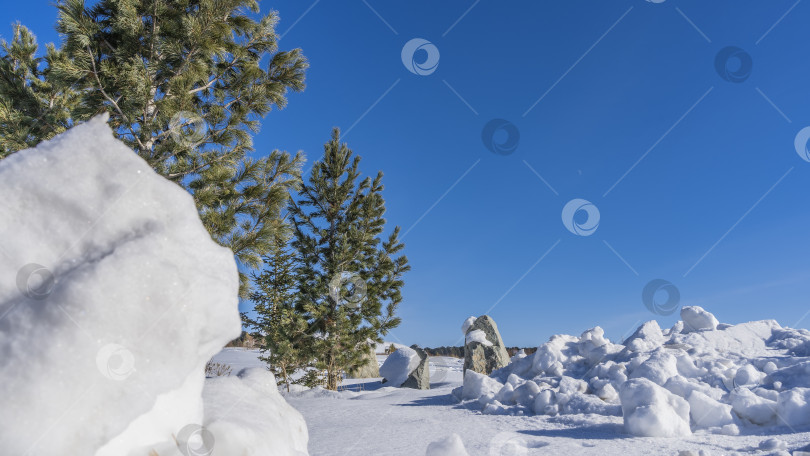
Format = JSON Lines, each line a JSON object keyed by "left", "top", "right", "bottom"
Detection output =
{"left": 463, "top": 315, "right": 510, "bottom": 375}
{"left": 0, "top": 117, "right": 307, "bottom": 455}
{"left": 401, "top": 345, "right": 430, "bottom": 389}
{"left": 380, "top": 346, "right": 422, "bottom": 387}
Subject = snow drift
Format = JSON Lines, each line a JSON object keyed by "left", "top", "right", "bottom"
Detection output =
{"left": 0, "top": 116, "right": 307, "bottom": 455}
{"left": 456, "top": 306, "right": 810, "bottom": 437}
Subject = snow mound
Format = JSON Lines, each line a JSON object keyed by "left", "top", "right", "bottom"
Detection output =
{"left": 201, "top": 369, "right": 308, "bottom": 455}
{"left": 457, "top": 307, "right": 810, "bottom": 437}
{"left": 0, "top": 117, "right": 303, "bottom": 455}
{"left": 425, "top": 434, "right": 469, "bottom": 456}
{"left": 380, "top": 346, "right": 421, "bottom": 386}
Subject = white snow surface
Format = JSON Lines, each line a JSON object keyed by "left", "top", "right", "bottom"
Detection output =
{"left": 457, "top": 307, "right": 810, "bottom": 440}
{"left": 213, "top": 348, "right": 810, "bottom": 455}
{"left": 379, "top": 346, "right": 421, "bottom": 386}
{"left": 0, "top": 117, "right": 305, "bottom": 456}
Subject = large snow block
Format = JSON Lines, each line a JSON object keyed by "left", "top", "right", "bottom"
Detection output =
{"left": 0, "top": 116, "right": 241, "bottom": 455}
{"left": 620, "top": 378, "right": 691, "bottom": 437}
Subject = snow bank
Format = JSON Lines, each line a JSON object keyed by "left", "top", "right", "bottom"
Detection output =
{"left": 0, "top": 117, "right": 304, "bottom": 455}
{"left": 457, "top": 307, "right": 810, "bottom": 437}
{"left": 380, "top": 346, "right": 421, "bottom": 386}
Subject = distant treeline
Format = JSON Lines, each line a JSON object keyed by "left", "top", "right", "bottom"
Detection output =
{"left": 421, "top": 346, "right": 538, "bottom": 358}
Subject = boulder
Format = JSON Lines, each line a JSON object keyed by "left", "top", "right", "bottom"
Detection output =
{"left": 401, "top": 345, "right": 430, "bottom": 389}
{"left": 347, "top": 344, "right": 380, "bottom": 378}
{"left": 463, "top": 315, "right": 510, "bottom": 375}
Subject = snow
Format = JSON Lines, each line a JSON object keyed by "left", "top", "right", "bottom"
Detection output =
{"left": 461, "top": 316, "right": 477, "bottom": 334}
{"left": 379, "top": 346, "right": 420, "bottom": 386}
{"left": 211, "top": 347, "right": 810, "bottom": 455}
{"left": 201, "top": 369, "right": 308, "bottom": 455}
{"left": 425, "top": 434, "right": 469, "bottom": 456}
{"left": 681, "top": 306, "right": 720, "bottom": 333}
{"left": 465, "top": 329, "right": 493, "bottom": 346}
{"left": 0, "top": 117, "right": 305, "bottom": 456}
{"left": 456, "top": 310, "right": 810, "bottom": 440}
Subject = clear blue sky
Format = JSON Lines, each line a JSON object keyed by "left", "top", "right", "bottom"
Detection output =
{"left": 7, "top": 0, "right": 810, "bottom": 347}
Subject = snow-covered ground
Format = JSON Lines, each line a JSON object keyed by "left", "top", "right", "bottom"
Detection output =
{"left": 211, "top": 348, "right": 810, "bottom": 455}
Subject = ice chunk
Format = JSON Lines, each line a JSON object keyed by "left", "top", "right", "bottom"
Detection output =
{"left": 681, "top": 306, "right": 719, "bottom": 333}
{"left": 623, "top": 320, "right": 665, "bottom": 352}
{"left": 630, "top": 349, "right": 678, "bottom": 385}
{"left": 462, "top": 370, "right": 504, "bottom": 400}
{"left": 687, "top": 390, "right": 736, "bottom": 428}
{"left": 620, "top": 378, "right": 691, "bottom": 437}
{"left": 0, "top": 116, "right": 241, "bottom": 455}
{"left": 776, "top": 387, "right": 810, "bottom": 427}
{"left": 380, "top": 347, "right": 420, "bottom": 387}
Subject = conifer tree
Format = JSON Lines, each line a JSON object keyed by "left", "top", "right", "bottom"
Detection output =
{"left": 245, "top": 233, "right": 309, "bottom": 392}
{"left": 0, "top": 0, "right": 308, "bottom": 294}
{"left": 0, "top": 24, "right": 78, "bottom": 156}
{"left": 289, "top": 129, "right": 409, "bottom": 390}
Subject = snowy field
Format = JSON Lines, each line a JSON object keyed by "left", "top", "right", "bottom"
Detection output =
{"left": 212, "top": 347, "right": 810, "bottom": 455}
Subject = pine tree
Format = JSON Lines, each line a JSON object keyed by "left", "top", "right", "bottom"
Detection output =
{"left": 245, "top": 233, "right": 309, "bottom": 392}
{"left": 0, "top": 24, "right": 78, "bottom": 156}
{"left": 289, "top": 129, "right": 410, "bottom": 390}
{"left": 0, "top": 0, "right": 308, "bottom": 295}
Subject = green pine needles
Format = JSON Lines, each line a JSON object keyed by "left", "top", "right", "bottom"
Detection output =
{"left": 1, "top": 0, "right": 308, "bottom": 296}
{"left": 2, "top": 2, "right": 410, "bottom": 392}
{"left": 248, "top": 130, "right": 410, "bottom": 391}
